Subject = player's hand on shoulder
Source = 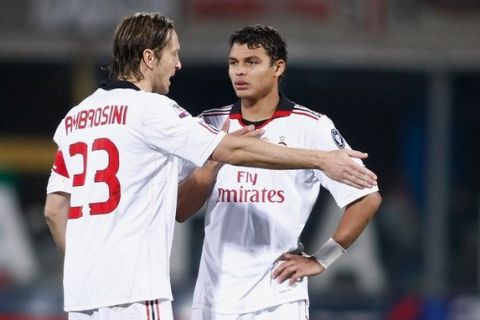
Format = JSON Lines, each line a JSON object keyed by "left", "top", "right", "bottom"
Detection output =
{"left": 322, "top": 149, "right": 378, "bottom": 189}
{"left": 272, "top": 253, "right": 325, "bottom": 286}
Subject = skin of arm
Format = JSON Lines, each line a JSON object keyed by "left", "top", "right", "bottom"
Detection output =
{"left": 44, "top": 192, "right": 70, "bottom": 256}
{"left": 176, "top": 160, "right": 222, "bottom": 222}
{"left": 212, "top": 134, "right": 377, "bottom": 189}
{"left": 176, "top": 128, "right": 378, "bottom": 223}
{"left": 272, "top": 191, "right": 382, "bottom": 284}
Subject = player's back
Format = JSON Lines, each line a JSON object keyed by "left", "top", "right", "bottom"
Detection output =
{"left": 56, "top": 84, "right": 180, "bottom": 311}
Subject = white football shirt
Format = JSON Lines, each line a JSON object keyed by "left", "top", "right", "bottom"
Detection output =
{"left": 46, "top": 81, "right": 225, "bottom": 312}
{"left": 190, "top": 96, "right": 379, "bottom": 314}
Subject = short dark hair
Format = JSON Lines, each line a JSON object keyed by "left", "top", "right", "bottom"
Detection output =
{"left": 108, "top": 12, "right": 174, "bottom": 81}
{"left": 229, "top": 24, "right": 287, "bottom": 65}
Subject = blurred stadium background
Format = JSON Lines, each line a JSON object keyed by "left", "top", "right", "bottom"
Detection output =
{"left": 1, "top": 0, "right": 480, "bottom": 319}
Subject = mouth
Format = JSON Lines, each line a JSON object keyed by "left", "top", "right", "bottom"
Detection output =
{"left": 234, "top": 81, "right": 249, "bottom": 90}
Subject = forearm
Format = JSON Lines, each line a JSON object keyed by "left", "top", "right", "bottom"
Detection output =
{"left": 332, "top": 192, "right": 382, "bottom": 248}
{"left": 212, "top": 134, "right": 377, "bottom": 189}
{"left": 44, "top": 192, "right": 70, "bottom": 256}
{"left": 314, "top": 192, "right": 381, "bottom": 269}
{"left": 176, "top": 161, "right": 222, "bottom": 222}
{"left": 212, "top": 134, "right": 321, "bottom": 169}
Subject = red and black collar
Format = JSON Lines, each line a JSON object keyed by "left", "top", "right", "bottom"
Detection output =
{"left": 229, "top": 95, "right": 295, "bottom": 129}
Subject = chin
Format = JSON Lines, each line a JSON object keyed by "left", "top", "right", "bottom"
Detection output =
{"left": 235, "top": 91, "right": 251, "bottom": 99}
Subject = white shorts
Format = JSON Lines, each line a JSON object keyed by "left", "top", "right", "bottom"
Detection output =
{"left": 191, "top": 300, "right": 309, "bottom": 320}
{"left": 68, "top": 299, "right": 173, "bottom": 320}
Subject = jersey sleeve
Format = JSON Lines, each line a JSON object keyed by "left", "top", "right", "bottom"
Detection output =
{"left": 312, "top": 116, "right": 379, "bottom": 208}
{"left": 198, "top": 112, "right": 228, "bottom": 130}
{"left": 47, "top": 170, "right": 72, "bottom": 194}
{"left": 143, "top": 96, "right": 225, "bottom": 167}
{"left": 178, "top": 159, "right": 197, "bottom": 182}
{"left": 46, "top": 123, "right": 73, "bottom": 194}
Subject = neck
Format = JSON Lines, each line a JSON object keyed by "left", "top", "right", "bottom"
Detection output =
{"left": 241, "top": 90, "right": 280, "bottom": 122}
{"left": 124, "top": 68, "right": 152, "bottom": 92}
{"left": 125, "top": 78, "right": 152, "bottom": 92}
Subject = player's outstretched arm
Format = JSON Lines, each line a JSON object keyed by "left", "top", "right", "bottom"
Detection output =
{"left": 44, "top": 192, "right": 70, "bottom": 256}
{"left": 272, "top": 192, "right": 382, "bottom": 285}
{"left": 211, "top": 135, "right": 377, "bottom": 189}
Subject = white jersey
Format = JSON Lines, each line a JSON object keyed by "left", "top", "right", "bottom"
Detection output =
{"left": 46, "top": 81, "right": 224, "bottom": 312}
{"left": 190, "top": 96, "right": 378, "bottom": 314}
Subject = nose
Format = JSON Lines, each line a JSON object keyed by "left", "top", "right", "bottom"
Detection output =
{"left": 176, "top": 58, "right": 182, "bottom": 71}
{"left": 234, "top": 64, "right": 245, "bottom": 76}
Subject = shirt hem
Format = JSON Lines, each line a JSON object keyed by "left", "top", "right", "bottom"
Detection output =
{"left": 337, "top": 186, "right": 379, "bottom": 209}
{"left": 194, "top": 131, "right": 225, "bottom": 167}
{"left": 191, "top": 294, "right": 308, "bottom": 314}
{"left": 64, "top": 294, "right": 173, "bottom": 312}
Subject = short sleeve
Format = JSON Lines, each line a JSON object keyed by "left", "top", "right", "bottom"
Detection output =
{"left": 46, "top": 150, "right": 72, "bottom": 194}
{"left": 312, "top": 116, "right": 379, "bottom": 208}
{"left": 178, "top": 159, "right": 197, "bottom": 182}
{"left": 47, "top": 170, "right": 72, "bottom": 194}
{"left": 46, "top": 121, "right": 72, "bottom": 194}
{"left": 143, "top": 97, "right": 225, "bottom": 167}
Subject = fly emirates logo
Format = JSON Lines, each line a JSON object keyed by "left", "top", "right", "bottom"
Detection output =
{"left": 217, "top": 170, "right": 285, "bottom": 203}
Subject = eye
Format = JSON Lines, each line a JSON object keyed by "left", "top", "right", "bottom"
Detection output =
{"left": 229, "top": 61, "right": 238, "bottom": 66}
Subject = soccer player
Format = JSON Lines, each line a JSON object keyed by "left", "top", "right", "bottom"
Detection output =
{"left": 176, "top": 25, "right": 382, "bottom": 320}
{"left": 44, "top": 14, "right": 378, "bottom": 320}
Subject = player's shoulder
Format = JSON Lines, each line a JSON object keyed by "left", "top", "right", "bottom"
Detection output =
{"left": 142, "top": 92, "right": 189, "bottom": 115}
{"left": 199, "top": 104, "right": 233, "bottom": 118}
{"left": 291, "top": 104, "right": 325, "bottom": 122}
{"left": 141, "top": 91, "right": 176, "bottom": 105}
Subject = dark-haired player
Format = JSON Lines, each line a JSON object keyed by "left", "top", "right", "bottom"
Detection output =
{"left": 177, "top": 25, "right": 381, "bottom": 320}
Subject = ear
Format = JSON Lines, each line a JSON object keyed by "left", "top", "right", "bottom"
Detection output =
{"left": 142, "top": 49, "right": 157, "bottom": 70}
{"left": 274, "top": 59, "right": 286, "bottom": 79}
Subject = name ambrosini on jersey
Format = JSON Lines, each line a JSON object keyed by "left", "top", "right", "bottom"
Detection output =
{"left": 64, "top": 105, "right": 128, "bottom": 135}
{"left": 216, "top": 170, "right": 285, "bottom": 203}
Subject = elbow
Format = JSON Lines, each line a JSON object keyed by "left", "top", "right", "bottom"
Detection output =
{"left": 175, "top": 214, "right": 187, "bottom": 223}
{"left": 175, "top": 207, "right": 192, "bottom": 223}
{"left": 360, "top": 192, "right": 382, "bottom": 221}
{"left": 370, "top": 192, "right": 382, "bottom": 215}
{"left": 44, "top": 203, "right": 60, "bottom": 227}
{"left": 44, "top": 192, "right": 70, "bottom": 226}
{"left": 44, "top": 202, "right": 56, "bottom": 222}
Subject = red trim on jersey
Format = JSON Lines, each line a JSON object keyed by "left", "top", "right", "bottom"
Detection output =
{"left": 229, "top": 109, "right": 293, "bottom": 129}
{"left": 229, "top": 113, "right": 242, "bottom": 120}
{"left": 292, "top": 110, "right": 319, "bottom": 120}
{"left": 227, "top": 95, "right": 297, "bottom": 128}
{"left": 145, "top": 300, "right": 160, "bottom": 320}
{"left": 68, "top": 207, "right": 83, "bottom": 219}
{"left": 155, "top": 300, "right": 161, "bottom": 319}
{"left": 272, "top": 110, "right": 292, "bottom": 118}
{"left": 52, "top": 150, "right": 70, "bottom": 178}
{"left": 146, "top": 301, "right": 151, "bottom": 320}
